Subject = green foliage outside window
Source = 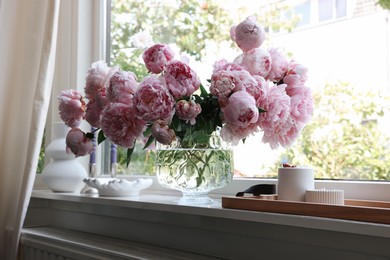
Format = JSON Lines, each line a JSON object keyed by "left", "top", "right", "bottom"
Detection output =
{"left": 37, "top": 136, "right": 45, "bottom": 173}
{"left": 283, "top": 82, "right": 390, "bottom": 180}
{"left": 110, "top": 0, "right": 233, "bottom": 77}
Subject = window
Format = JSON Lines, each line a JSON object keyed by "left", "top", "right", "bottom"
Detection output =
{"left": 318, "top": 0, "right": 347, "bottom": 21}
{"left": 105, "top": 0, "right": 390, "bottom": 181}
{"left": 319, "top": 0, "right": 334, "bottom": 21}
{"left": 335, "top": 0, "right": 347, "bottom": 18}
{"left": 32, "top": 0, "right": 390, "bottom": 203}
{"left": 294, "top": 1, "right": 311, "bottom": 27}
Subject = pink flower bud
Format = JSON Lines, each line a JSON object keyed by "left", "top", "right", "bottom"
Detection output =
{"left": 66, "top": 128, "right": 94, "bottom": 157}
{"left": 230, "top": 16, "right": 266, "bottom": 52}
{"left": 151, "top": 120, "right": 176, "bottom": 145}
{"left": 175, "top": 100, "right": 202, "bottom": 125}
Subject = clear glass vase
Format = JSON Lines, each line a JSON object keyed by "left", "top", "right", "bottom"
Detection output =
{"left": 156, "top": 133, "right": 234, "bottom": 204}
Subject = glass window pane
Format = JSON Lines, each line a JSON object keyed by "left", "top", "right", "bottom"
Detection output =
{"left": 294, "top": 1, "right": 311, "bottom": 27}
{"left": 336, "top": 0, "right": 347, "bottom": 18}
{"left": 109, "top": 0, "right": 390, "bottom": 181}
{"left": 318, "top": 0, "right": 333, "bottom": 21}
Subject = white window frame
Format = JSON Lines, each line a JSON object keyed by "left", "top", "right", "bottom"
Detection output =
{"left": 37, "top": 0, "right": 390, "bottom": 202}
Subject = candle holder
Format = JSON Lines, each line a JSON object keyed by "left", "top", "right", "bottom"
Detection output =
{"left": 277, "top": 166, "right": 314, "bottom": 202}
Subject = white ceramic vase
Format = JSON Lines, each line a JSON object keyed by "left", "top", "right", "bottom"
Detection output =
{"left": 41, "top": 122, "right": 87, "bottom": 192}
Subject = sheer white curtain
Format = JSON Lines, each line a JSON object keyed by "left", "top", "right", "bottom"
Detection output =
{"left": 0, "top": 0, "right": 59, "bottom": 259}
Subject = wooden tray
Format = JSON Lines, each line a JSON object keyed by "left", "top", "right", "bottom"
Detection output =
{"left": 221, "top": 196, "right": 390, "bottom": 225}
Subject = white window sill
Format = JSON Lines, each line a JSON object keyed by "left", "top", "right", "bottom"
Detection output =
{"left": 34, "top": 174, "right": 390, "bottom": 201}
{"left": 29, "top": 189, "right": 390, "bottom": 239}
{"left": 27, "top": 177, "right": 390, "bottom": 259}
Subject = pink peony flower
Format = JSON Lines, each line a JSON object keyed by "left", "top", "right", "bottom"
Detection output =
{"left": 246, "top": 75, "right": 268, "bottom": 106}
{"left": 66, "top": 128, "right": 94, "bottom": 157}
{"left": 230, "top": 16, "right": 266, "bottom": 52}
{"left": 175, "top": 100, "right": 202, "bottom": 125}
{"left": 213, "top": 60, "right": 246, "bottom": 74}
{"left": 234, "top": 48, "right": 271, "bottom": 78}
{"left": 85, "top": 95, "right": 109, "bottom": 128}
{"left": 210, "top": 70, "right": 236, "bottom": 99}
{"left": 212, "top": 59, "right": 228, "bottom": 73}
{"left": 262, "top": 117, "right": 300, "bottom": 148}
{"left": 142, "top": 44, "right": 175, "bottom": 74}
{"left": 133, "top": 75, "right": 175, "bottom": 122}
{"left": 258, "top": 84, "right": 293, "bottom": 148}
{"left": 107, "top": 70, "right": 138, "bottom": 105}
{"left": 163, "top": 60, "right": 201, "bottom": 99}
{"left": 100, "top": 103, "right": 146, "bottom": 148}
{"left": 222, "top": 91, "right": 259, "bottom": 128}
{"left": 210, "top": 67, "right": 259, "bottom": 104}
{"left": 231, "top": 69, "right": 259, "bottom": 93}
{"left": 151, "top": 120, "right": 176, "bottom": 145}
{"left": 58, "top": 89, "right": 86, "bottom": 128}
{"left": 84, "top": 60, "right": 117, "bottom": 100}
{"left": 266, "top": 48, "right": 289, "bottom": 83}
{"left": 220, "top": 89, "right": 262, "bottom": 145}
{"left": 221, "top": 122, "right": 259, "bottom": 146}
{"left": 287, "top": 86, "right": 313, "bottom": 125}
{"left": 283, "top": 60, "right": 308, "bottom": 88}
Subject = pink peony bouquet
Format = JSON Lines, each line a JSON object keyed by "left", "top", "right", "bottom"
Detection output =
{"left": 58, "top": 16, "right": 313, "bottom": 161}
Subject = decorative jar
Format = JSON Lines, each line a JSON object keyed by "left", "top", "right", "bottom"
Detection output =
{"left": 41, "top": 122, "right": 87, "bottom": 192}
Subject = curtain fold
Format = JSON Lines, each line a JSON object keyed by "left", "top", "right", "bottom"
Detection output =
{"left": 0, "top": 0, "right": 59, "bottom": 259}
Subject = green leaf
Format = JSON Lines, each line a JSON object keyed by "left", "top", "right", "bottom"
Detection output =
{"left": 199, "top": 83, "right": 208, "bottom": 98}
{"left": 171, "top": 115, "right": 180, "bottom": 131}
{"left": 126, "top": 146, "right": 135, "bottom": 167}
{"left": 190, "top": 131, "right": 211, "bottom": 145}
{"left": 258, "top": 107, "right": 267, "bottom": 113}
{"left": 143, "top": 125, "right": 152, "bottom": 137}
{"left": 86, "top": 132, "right": 95, "bottom": 140}
{"left": 97, "top": 130, "right": 106, "bottom": 144}
{"left": 143, "top": 135, "right": 155, "bottom": 150}
{"left": 194, "top": 94, "right": 203, "bottom": 103}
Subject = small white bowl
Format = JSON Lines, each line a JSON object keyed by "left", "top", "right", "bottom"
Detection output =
{"left": 83, "top": 178, "right": 153, "bottom": 197}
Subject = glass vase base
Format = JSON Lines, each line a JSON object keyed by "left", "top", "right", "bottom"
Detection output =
{"left": 176, "top": 194, "right": 215, "bottom": 205}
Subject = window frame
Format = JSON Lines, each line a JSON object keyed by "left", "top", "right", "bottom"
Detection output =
{"left": 38, "top": 0, "right": 390, "bottom": 202}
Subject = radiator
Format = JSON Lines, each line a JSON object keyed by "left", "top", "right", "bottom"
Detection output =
{"left": 20, "top": 245, "right": 73, "bottom": 260}
{"left": 20, "top": 227, "right": 219, "bottom": 260}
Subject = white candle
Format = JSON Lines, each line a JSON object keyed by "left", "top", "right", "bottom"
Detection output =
{"left": 277, "top": 167, "right": 314, "bottom": 202}
{"left": 306, "top": 189, "right": 344, "bottom": 205}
